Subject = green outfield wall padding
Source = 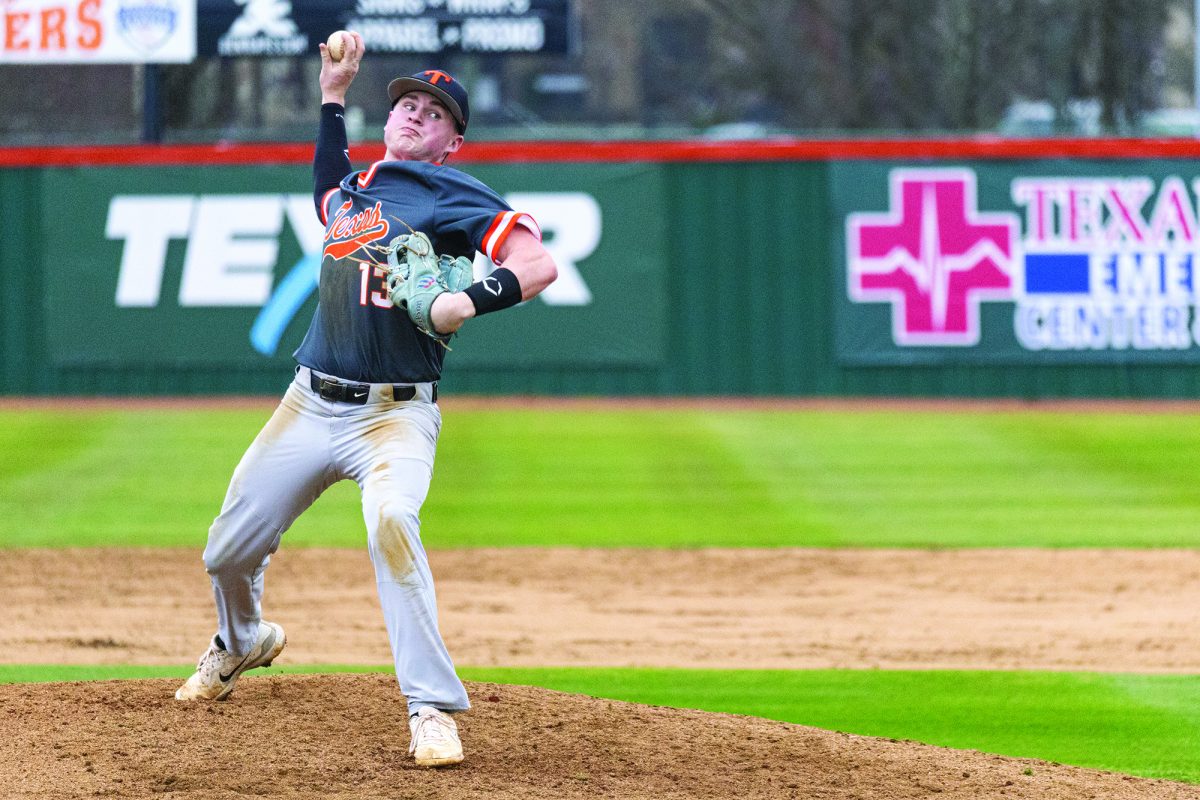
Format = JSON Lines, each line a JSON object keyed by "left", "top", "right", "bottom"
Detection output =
{"left": 8, "top": 156, "right": 1200, "bottom": 398}
{"left": 1, "top": 169, "right": 49, "bottom": 394}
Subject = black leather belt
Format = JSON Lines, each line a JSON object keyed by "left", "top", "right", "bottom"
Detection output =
{"left": 309, "top": 372, "right": 436, "bottom": 404}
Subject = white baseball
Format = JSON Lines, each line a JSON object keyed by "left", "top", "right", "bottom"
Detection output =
{"left": 326, "top": 31, "right": 349, "bottom": 62}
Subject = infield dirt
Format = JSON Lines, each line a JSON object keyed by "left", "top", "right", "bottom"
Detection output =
{"left": 4, "top": 674, "right": 1199, "bottom": 800}
{"left": 3, "top": 547, "right": 1199, "bottom": 672}
{"left": 4, "top": 547, "right": 1200, "bottom": 798}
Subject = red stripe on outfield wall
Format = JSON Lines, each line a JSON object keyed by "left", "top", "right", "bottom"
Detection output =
{"left": 5, "top": 138, "right": 1200, "bottom": 167}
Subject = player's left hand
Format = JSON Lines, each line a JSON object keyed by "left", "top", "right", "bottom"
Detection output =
{"left": 386, "top": 232, "right": 473, "bottom": 344}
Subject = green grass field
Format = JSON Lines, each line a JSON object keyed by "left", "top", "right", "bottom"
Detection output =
{"left": 3, "top": 404, "right": 1199, "bottom": 783}
{"left": 3, "top": 406, "right": 1200, "bottom": 548}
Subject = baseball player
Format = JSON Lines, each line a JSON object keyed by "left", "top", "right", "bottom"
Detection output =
{"left": 174, "top": 30, "right": 558, "bottom": 769}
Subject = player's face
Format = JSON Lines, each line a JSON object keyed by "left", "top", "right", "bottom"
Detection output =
{"left": 384, "top": 91, "right": 464, "bottom": 164}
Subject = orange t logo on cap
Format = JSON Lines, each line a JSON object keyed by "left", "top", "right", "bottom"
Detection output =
{"left": 422, "top": 70, "right": 452, "bottom": 85}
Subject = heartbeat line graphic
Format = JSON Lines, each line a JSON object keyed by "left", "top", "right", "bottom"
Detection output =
{"left": 921, "top": 184, "right": 950, "bottom": 330}
{"left": 847, "top": 169, "right": 1018, "bottom": 346}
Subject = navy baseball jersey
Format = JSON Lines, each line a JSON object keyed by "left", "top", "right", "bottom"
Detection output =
{"left": 294, "top": 160, "right": 538, "bottom": 383}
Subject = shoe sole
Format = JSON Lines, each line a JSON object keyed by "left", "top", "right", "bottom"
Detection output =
{"left": 414, "top": 754, "right": 464, "bottom": 767}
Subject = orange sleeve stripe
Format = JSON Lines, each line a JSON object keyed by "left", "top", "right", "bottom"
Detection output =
{"left": 495, "top": 215, "right": 520, "bottom": 259}
{"left": 480, "top": 211, "right": 507, "bottom": 257}
{"left": 483, "top": 212, "right": 516, "bottom": 261}
{"left": 512, "top": 213, "right": 541, "bottom": 240}
{"left": 482, "top": 212, "right": 541, "bottom": 262}
{"left": 320, "top": 188, "right": 340, "bottom": 225}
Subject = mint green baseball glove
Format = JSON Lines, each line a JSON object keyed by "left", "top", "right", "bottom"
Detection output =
{"left": 385, "top": 232, "right": 474, "bottom": 344}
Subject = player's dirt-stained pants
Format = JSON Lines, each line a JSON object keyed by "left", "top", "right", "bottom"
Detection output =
{"left": 201, "top": 366, "right": 469, "bottom": 716}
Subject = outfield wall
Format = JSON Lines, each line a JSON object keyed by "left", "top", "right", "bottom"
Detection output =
{"left": 6, "top": 139, "right": 1200, "bottom": 398}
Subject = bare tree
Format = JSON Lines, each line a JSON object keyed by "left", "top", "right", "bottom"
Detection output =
{"left": 673, "top": 0, "right": 1178, "bottom": 133}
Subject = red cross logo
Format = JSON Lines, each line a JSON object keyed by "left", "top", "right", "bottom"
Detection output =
{"left": 846, "top": 169, "right": 1018, "bottom": 346}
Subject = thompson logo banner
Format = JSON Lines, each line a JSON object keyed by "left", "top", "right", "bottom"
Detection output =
{"left": 0, "top": 0, "right": 196, "bottom": 63}
{"left": 43, "top": 162, "right": 665, "bottom": 368}
{"left": 195, "top": 0, "right": 573, "bottom": 57}
{"left": 833, "top": 161, "right": 1200, "bottom": 364}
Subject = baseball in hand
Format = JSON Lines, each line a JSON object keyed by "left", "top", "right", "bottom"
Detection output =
{"left": 326, "top": 30, "right": 349, "bottom": 61}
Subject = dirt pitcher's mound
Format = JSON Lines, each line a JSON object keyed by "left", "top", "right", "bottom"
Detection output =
{"left": 2, "top": 675, "right": 1197, "bottom": 800}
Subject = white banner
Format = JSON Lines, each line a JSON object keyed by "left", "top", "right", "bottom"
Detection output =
{"left": 0, "top": 0, "right": 196, "bottom": 63}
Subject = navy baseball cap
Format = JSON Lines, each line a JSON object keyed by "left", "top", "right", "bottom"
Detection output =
{"left": 387, "top": 70, "right": 470, "bottom": 133}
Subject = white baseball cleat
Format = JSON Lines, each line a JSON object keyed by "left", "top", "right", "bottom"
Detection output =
{"left": 408, "top": 706, "right": 464, "bottom": 767}
{"left": 174, "top": 621, "right": 286, "bottom": 701}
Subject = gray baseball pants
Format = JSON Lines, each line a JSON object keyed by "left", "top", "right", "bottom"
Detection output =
{"left": 201, "top": 365, "right": 469, "bottom": 715}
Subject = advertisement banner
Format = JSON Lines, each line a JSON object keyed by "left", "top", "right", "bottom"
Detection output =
{"left": 833, "top": 160, "right": 1200, "bottom": 364}
{"left": 196, "top": 0, "right": 574, "bottom": 57}
{"left": 44, "top": 162, "right": 664, "bottom": 368}
{"left": 0, "top": 0, "right": 196, "bottom": 63}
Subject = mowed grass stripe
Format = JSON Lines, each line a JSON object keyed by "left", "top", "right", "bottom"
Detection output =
{"left": 3, "top": 665, "right": 1199, "bottom": 783}
{"left": 4, "top": 407, "right": 1200, "bottom": 547}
